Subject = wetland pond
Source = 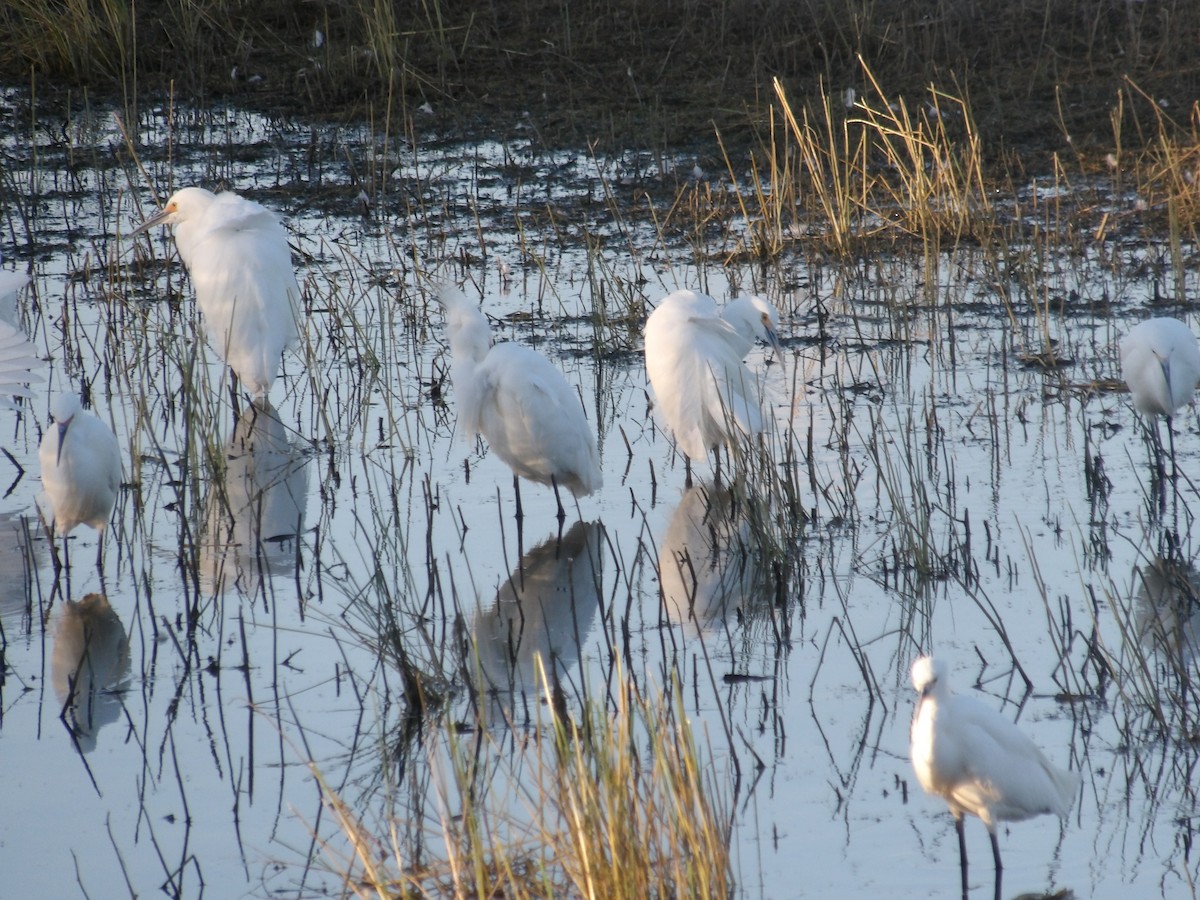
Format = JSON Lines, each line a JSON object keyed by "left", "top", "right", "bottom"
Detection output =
{"left": 1, "top": 93, "right": 1198, "bottom": 898}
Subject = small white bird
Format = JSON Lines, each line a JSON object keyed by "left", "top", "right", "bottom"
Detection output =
{"left": 644, "top": 290, "right": 782, "bottom": 465}
{"left": 39, "top": 394, "right": 122, "bottom": 564}
{"left": 0, "top": 320, "right": 42, "bottom": 410}
{"left": 909, "top": 656, "right": 1080, "bottom": 900}
{"left": 132, "top": 187, "right": 301, "bottom": 399}
{"left": 1121, "top": 317, "right": 1200, "bottom": 418}
{"left": 439, "top": 288, "right": 602, "bottom": 520}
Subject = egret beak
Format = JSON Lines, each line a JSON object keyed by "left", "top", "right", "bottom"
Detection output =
{"left": 129, "top": 204, "right": 174, "bottom": 237}
{"left": 764, "top": 323, "right": 784, "bottom": 361}
{"left": 55, "top": 417, "right": 72, "bottom": 465}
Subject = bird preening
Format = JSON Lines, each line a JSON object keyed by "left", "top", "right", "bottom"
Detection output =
{"left": 909, "top": 655, "right": 1079, "bottom": 900}
{"left": 131, "top": 187, "right": 302, "bottom": 401}
{"left": 438, "top": 286, "right": 602, "bottom": 524}
{"left": 643, "top": 289, "right": 782, "bottom": 478}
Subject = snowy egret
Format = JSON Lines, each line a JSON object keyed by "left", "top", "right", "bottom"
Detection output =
{"left": 52, "top": 592, "right": 129, "bottom": 752}
{"left": 1121, "top": 317, "right": 1200, "bottom": 418}
{"left": 439, "top": 288, "right": 602, "bottom": 521}
{"left": 0, "top": 320, "right": 42, "bottom": 410}
{"left": 39, "top": 394, "right": 122, "bottom": 568}
{"left": 131, "top": 187, "right": 301, "bottom": 399}
{"left": 909, "top": 655, "right": 1080, "bottom": 900}
{"left": 644, "top": 290, "right": 782, "bottom": 468}
{"left": 1120, "top": 317, "right": 1200, "bottom": 476}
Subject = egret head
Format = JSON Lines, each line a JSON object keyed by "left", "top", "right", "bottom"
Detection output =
{"left": 724, "top": 294, "right": 783, "bottom": 357}
{"left": 130, "top": 187, "right": 216, "bottom": 235}
{"left": 911, "top": 655, "right": 947, "bottom": 697}
{"left": 49, "top": 393, "right": 83, "bottom": 465}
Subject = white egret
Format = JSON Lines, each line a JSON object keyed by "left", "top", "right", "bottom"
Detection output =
{"left": 1120, "top": 317, "right": 1200, "bottom": 475}
{"left": 643, "top": 290, "right": 782, "bottom": 469}
{"left": 131, "top": 187, "right": 301, "bottom": 399}
{"left": 439, "top": 288, "right": 602, "bottom": 521}
{"left": 909, "top": 655, "right": 1079, "bottom": 900}
{"left": 39, "top": 394, "right": 122, "bottom": 569}
{"left": 0, "top": 320, "right": 42, "bottom": 410}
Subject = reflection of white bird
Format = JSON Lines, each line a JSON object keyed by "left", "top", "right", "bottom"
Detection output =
{"left": 131, "top": 187, "right": 301, "bottom": 399}
{"left": 909, "top": 656, "right": 1079, "bottom": 900}
{"left": 1134, "top": 555, "right": 1200, "bottom": 661}
{"left": 644, "top": 290, "right": 782, "bottom": 463}
{"left": 0, "top": 320, "right": 42, "bottom": 410}
{"left": 0, "top": 263, "right": 29, "bottom": 326}
{"left": 472, "top": 520, "right": 604, "bottom": 697}
{"left": 1121, "top": 318, "right": 1200, "bottom": 418}
{"left": 202, "top": 400, "right": 309, "bottom": 596}
{"left": 660, "top": 481, "right": 758, "bottom": 634}
{"left": 51, "top": 593, "right": 130, "bottom": 752}
{"left": 439, "top": 288, "right": 602, "bottom": 519}
{"left": 39, "top": 394, "right": 121, "bottom": 545}
{"left": 0, "top": 511, "right": 43, "bottom": 625}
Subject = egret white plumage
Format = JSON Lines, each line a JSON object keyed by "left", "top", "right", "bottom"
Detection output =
{"left": 131, "top": 187, "right": 301, "bottom": 399}
{"left": 1120, "top": 317, "right": 1200, "bottom": 479}
{"left": 439, "top": 288, "right": 602, "bottom": 521}
{"left": 909, "top": 656, "right": 1079, "bottom": 900}
{"left": 644, "top": 290, "right": 782, "bottom": 467}
{"left": 0, "top": 320, "right": 42, "bottom": 410}
{"left": 39, "top": 394, "right": 122, "bottom": 568}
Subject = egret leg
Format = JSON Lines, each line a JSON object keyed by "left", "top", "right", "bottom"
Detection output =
{"left": 956, "top": 815, "right": 969, "bottom": 900}
{"left": 684, "top": 454, "right": 693, "bottom": 488}
{"left": 989, "top": 828, "right": 1003, "bottom": 900}
{"left": 551, "top": 475, "right": 566, "bottom": 525}
{"left": 512, "top": 474, "right": 524, "bottom": 523}
{"left": 1167, "top": 414, "right": 1179, "bottom": 482}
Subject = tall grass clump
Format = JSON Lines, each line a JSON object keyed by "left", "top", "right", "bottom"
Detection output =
{"left": 542, "top": 668, "right": 732, "bottom": 899}
{"left": 753, "top": 63, "right": 994, "bottom": 261}
{"left": 312, "top": 663, "right": 731, "bottom": 898}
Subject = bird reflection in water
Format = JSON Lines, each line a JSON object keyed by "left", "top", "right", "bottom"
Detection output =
{"left": 470, "top": 521, "right": 605, "bottom": 714}
{"left": 659, "top": 480, "right": 761, "bottom": 635}
{"left": 0, "top": 511, "right": 42, "bottom": 627}
{"left": 202, "top": 401, "right": 309, "bottom": 598}
{"left": 1133, "top": 553, "right": 1200, "bottom": 662}
{"left": 51, "top": 593, "right": 130, "bottom": 752}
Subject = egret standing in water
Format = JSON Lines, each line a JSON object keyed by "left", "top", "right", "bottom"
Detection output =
{"left": 1120, "top": 317, "right": 1200, "bottom": 477}
{"left": 439, "top": 287, "right": 602, "bottom": 522}
{"left": 39, "top": 394, "right": 122, "bottom": 571}
{"left": 909, "top": 656, "right": 1080, "bottom": 900}
{"left": 131, "top": 187, "right": 301, "bottom": 400}
{"left": 644, "top": 290, "right": 782, "bottom": 476}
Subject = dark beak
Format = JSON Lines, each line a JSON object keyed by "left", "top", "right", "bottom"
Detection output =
{"left": 130, "top": 205, "right": 173, "bottom": 237}
{"left": 55, "top": 418, "right": 71, "bottom": 465}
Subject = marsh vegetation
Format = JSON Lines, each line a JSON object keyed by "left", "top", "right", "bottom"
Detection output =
{"left": 3, "top": 3, "right": 1200, "bottom": 898}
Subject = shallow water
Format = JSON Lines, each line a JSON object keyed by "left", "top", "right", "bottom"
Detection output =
{"left": 1, "top": 93, "right": 1198, "bottom": 898}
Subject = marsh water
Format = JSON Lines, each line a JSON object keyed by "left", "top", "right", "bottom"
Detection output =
{"left": 1, "top": 93, "right": 1198, "bottom": 898}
